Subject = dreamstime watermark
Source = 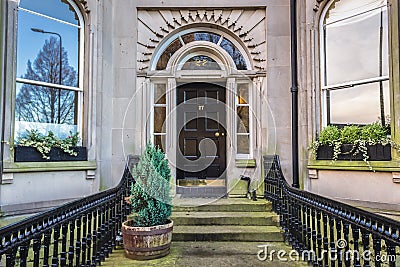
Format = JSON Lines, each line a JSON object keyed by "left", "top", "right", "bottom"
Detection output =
{"left": 257, "top": 239, "right": 396, "bottom": 263}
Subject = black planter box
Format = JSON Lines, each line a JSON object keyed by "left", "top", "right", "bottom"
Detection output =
{"left": 14, "top": 146, "right": 87, "bottom": 162}
{"left": 316, "top": 144, "right": 391, "bottom": 161}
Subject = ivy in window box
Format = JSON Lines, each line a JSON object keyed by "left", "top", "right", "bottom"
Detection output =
{"left": 14, "top": 130, "right": 87, "bottom": 162}
{"left": 309, "top": 123, "right": 399, "bottom": 169}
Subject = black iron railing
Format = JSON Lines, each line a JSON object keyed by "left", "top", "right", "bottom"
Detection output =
{"left": 264, "top": 155, "right": 400, "bottom": 267}
{"left": 0, "top": 156, "right": 138, "bottom": 267}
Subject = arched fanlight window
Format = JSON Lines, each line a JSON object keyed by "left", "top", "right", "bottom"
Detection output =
{"left": 15, "top": 0, "right": 84, "bottom": 140}
{"left": 320, "top": 0, "right": 389, "bottom": 126}
{"left": 156, "top": 31, "right": 247, "bottom": 70}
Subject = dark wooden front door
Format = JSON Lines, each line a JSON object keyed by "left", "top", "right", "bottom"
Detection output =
{"left": 176, "top": 83, "right": 226, "bottom": 197}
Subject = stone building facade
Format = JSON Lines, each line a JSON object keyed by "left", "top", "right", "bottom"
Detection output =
{"left": 0, "top": 0, "right": 399, "bottom": 214}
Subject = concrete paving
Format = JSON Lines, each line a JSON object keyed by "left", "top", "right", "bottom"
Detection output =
{"left": 103, "top": 242, "right": 309, "bottom": 267}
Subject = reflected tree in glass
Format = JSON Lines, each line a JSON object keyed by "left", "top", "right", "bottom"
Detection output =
{"left": 16, "top": 36, "right": 77, "bottom": 124}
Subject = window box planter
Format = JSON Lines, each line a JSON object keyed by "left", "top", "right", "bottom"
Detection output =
{"left": 14, "top": 146, "right": 87, "bottom": 162}
{"left": 316, "top": 144, "right": 391, "bottom": 161}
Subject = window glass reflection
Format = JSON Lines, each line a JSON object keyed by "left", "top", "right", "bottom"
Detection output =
{"left": 329, "top": 81, "right": 390, "bottom": 125}
{"left": 154, "top": 107, "right": 166, "bottom": 133}
{"left": 220, "top": 38, "right": 247, "bottom": 70}
{"left": 181, "top": 32, "right": 220, "bottom": 44}
{"left": 156, "top": 38, "right": 182, "bottom": 70}
{"left": 154, "top": 84, "right": 166, "bottom": 104}
{"left": 20, "top": 0, "right": 79, "bottom": 25}
{"left": 325, "top": 6, "right": 388, "bottom": 85}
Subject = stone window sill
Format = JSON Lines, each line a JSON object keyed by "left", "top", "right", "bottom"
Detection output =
{"left": 235, "top": 159, "right": 256, "bottom": 168}
{"left": 3, "top": 160, "right": 96, "bottom": 173}
{"left": 308, "top": 159, "right": 400, "bottom": 172}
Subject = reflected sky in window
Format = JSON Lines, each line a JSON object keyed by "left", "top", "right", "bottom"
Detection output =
{"left": 17, "top": 1, "right": 80, "bottom": 82}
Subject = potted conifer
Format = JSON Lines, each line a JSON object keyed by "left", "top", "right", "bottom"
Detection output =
{"left": 122, "top": 143, "right": 173, "bottom": 260}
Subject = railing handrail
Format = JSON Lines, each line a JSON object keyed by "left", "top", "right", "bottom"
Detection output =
{"left": 264, "top": 154, "right": 400, "bottom": 266}
{"left": 272, "top": 155, "right": 400, "bottom": 229}
{"left": 0, "top": 155, "right": 139, "bottom": 260}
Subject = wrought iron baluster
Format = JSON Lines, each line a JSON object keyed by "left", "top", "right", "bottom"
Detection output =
{"left": 329, "top": 216, "right": 336, "bottom": 266}
{"left": 372, "top": 234, "right": 382, "bottom": 267}
{"left": 361, "top": 229, "right": 371, "bottom": 267}
{"left": 86, "top": 211, "right": 93, "bottom": 266}
{"left": 386, "top": 242, "right": 396, "bottom": 267}
{"left": 6, "top": 247, "right": 17, "bottom": 267}
{"left": 75, "top": 217, "right": 82, "bottom": 266}
{"left": 68, "top": 219, "right": 75, "bottom": 267}
{"left": 352, "top": 224, "right": 361, "bottom": 267}
{"left": 81, "top": 215, "right": 87, "bottom": 267}
{"left": 316, "top": 210, "right": 323, "bottom": 267}
{"left": 322, "top": 212, "right": 329, "bottom": 267}
{"left": 93, "top": 208, "right": 100, "bottom": 266}
{"left": 100, "top": 205, "right": 106, "bottom": 262}
{"left": 32, "top": 235, "right": 41, "bottom": 267}
{"left": 342, "top": 220, "right": 350, "bottom": 267}
{"left": 335, "top": 218, "right": 343, "bottom": 267}
{"left": 301, "top": 204, "right": 308, "bottom": 253}
{"left": 104, "top": 202, "right": 111, "bottom": 258}
{"left": 311, "top": 207, "right": 317, "bottom": 265}
{"left": 60, "top": 222, "right": 68, "bottom": 266}
{"left": 19, "top": 240, "right": 30, "bottom": 267}
{"left": 110, "top": 198, "right": 117, "bottom": 251}
{"left": 51, "top": 224, "right": 61, "bottom": 266}
{"left": 43, "top": 230, "right": 52, "bottom": 267}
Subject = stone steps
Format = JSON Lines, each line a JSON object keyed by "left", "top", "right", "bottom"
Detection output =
{"left": 171, "top": 211, "right": 279, "bottom": 226}
{"left": 171, "top": 198, "right": 283, "bottom": 242}
{"left": 172, "top": 225, "right": 284, "bottom": 242}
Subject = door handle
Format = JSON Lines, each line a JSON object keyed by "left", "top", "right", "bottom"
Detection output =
{"left": 214, "top": 132, "right": 225, "bottom": 137}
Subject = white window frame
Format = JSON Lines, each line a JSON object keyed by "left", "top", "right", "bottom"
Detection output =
{"left": 15, "top": 0, "right": 85, "bottom": 139}
{"left": 319, "top": 0, "right": 389, "bottom": 127}
{"left": 151, "top": 82, "right": 168, "bottom": 150}
{"left": 235, "top": 81, "right": 253, "bottom": 159}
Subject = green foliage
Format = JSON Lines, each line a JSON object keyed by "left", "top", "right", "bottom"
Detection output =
{"left": 318, "top": 125, "right": 340, "bottom": 145}
{"left": 130, "top": 143, "right": 172, "bottom": 227}
{"left": 16, "top": 129, "right": 80, "bottom": 159}
{"left": 309, "top": 122, "right": 399, "bottom": 170}
{"left": 340, "top": 125, "right": 361, "bottom": 144}
{"left": 360, "top": 123, "right": 388, "bottom": 143}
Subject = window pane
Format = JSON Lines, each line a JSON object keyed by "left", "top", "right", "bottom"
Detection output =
{"left": 324, "top": 5, "right": 388, "bottom": 85}
{"left": 20, "top": 0, "right": 80, "bottom": 26}
{"left": 17, "top": 9, "right": 79, "bottom": 86}
{"left": 154, "top": 135, "right": 166, "bottom": 151}
{"left": 156, "top": 38, "right": 182, "bottom": 70}
{"left": 329, "top": 81, "right": 390, "bottom": 125}
{"left": 181, "top": 55, "right": 221, "bottom": 70}
{"left": 237, "top": 84, "right": 249, "bottom": 104}
{"left": 15, "top": 82, "right": 78, "bottom": 139}
{"left": 181, "top": 32, "right": 220, "bottom": 44}
{"left": 237, "top": 135, "right": 250, "bottom": 154}
{"left": 154, "top": 107, "right": 166, "bottom": 133}
{"left": 154, "top": 84, "right": 166, "bottom": 104}
{"left": 237, "top": 106, "right": 249, "bottom": 133}
{"left": 325, "top": 0, "right": 386, "bottom": 24}
{"left": 220, "top": 38, "right": 247, "bottom": 70}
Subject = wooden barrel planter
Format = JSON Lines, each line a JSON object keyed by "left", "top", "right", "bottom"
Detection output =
{"left": 122, "top": 219, "right": 173, "bottom": 260}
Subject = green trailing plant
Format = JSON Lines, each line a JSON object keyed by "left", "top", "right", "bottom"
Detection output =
{"left": 15, "top": 129, "right": 80, "bottom": 159}
{"left": 130, "top": 143, "right": 172, "bottom": 227}
{"left": 309, "top": 122, "right": 400, "bottom": 169}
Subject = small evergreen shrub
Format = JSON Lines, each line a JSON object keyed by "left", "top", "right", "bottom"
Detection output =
{"left": 130, "top": 143, "right": 172, "bottom": 227}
